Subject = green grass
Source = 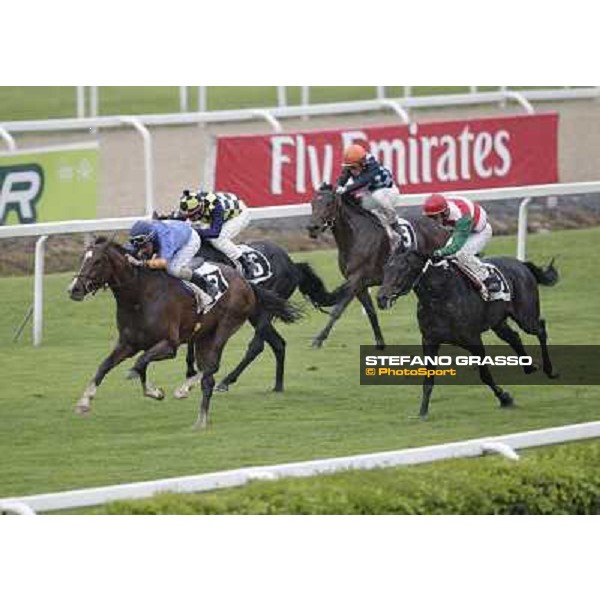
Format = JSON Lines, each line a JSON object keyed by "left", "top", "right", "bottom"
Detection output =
{"left": 0, "top": 227, "right": 599, "bottom": 501}
{"left": 0, "top": 86, "right": 578, "bottom": 121}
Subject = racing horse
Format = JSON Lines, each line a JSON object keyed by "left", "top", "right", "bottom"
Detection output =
{"left": 377, "top": 217, "right": 559, "bottom": 417}
{"left": 176, "top": 239, "right": 344, "bottom": 397}
{"left": 68, "top": 238, "right": 301, "bottom": 429}
{"left": 307, "top": 183, "right": 448, "bottom": 349}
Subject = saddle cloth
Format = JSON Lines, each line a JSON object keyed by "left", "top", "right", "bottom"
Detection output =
{"left": 449, "top": 259, "right": 511, "bottom": 302}
{"left": 238, "top": 244, "right": 273, "bottom": 284}
{"left": 183, "top": 262, "right": 229, "bottom": 314}
{"left": 394, "top": 218, "right": 417, "bottom": 252}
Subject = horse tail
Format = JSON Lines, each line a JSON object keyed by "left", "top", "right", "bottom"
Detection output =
{"left": 251, "top": 284, "right": 304, "bottom": 324}
{"left": 524, "top": 259, "right": 559, "bottom": 287}
{"left": 294, "top": 262, "right": 348, "bottom": 308}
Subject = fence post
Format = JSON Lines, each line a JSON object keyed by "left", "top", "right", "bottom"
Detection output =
{"left": 376, "top": 86, "right": 386, "bottom": 100}
{"left": 198, "top": 87, "right": 207, "bottom": 112}
{"left": 76, "top": 86, "right": 86, "bottom": 119}
{"left": 0, "top": 127, "right": 17, "bottom": 152}
{"left": 33, "top": 236, "right": 48, "bottom": 347}
{"left": 179, "top": 86, "right": 189, "bottom": 112}
{"left": 119, "top": 117, "right": 155, "bottom": 215}
{"left": 89, "top": 86, "right": 99, "bottom": 118}
{"left": 277, "top": 86, "right": 287, "bottom": 107}
{"left": 517, "top": 197, "right": 533, "bottom": 260}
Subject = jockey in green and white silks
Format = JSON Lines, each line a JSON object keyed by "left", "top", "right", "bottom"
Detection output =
{"left": 423, "top": 193, "right": 501, "bottom": 300}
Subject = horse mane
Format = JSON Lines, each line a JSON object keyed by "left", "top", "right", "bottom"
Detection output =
{"left": 93, "top": 236, "right": 127, "bottom": 255}
{"left": 339, "top": 194, "right": 385, "bottom": 231}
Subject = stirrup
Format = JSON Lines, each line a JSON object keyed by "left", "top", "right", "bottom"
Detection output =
{"left": 191, "top": 273, "right": 217, "bottom": 297}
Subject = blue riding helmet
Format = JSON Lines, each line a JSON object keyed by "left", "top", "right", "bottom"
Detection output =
{"left": 129, "top": 220, "right": 157, "bottom": 248}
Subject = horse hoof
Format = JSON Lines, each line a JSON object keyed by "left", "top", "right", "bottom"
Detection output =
{"left": 499, "top": 392, "right": 516, "bottom": 408}
{"left": 271, "top": 386, "right": 284, "bottom": 393}
{"left": 174, "top": 387, "right": 190, "bottom": 399}
{"left": 192, "top": 419, "right": 207, "bottom": 431}
{"left": 146, "top": 388, "right": 165, "bottom": 401}
{"left": 376, "top": 342, "right": 386, "bottom": 351}
{"left": 215, "top": 382, "right": 229, "bottom": 393}
{"left": 311, "top": 338, "right": 323, "bottom": 349}
{"left": 126, "top": 369, "right": 140, "bottom": 381}
{"left": 547, "top": 371, "right": 560, "bottom": 380}
{"left": 524, "top": 363, "right": 539, "bottom": 375}
{"left": 75, "top": 404, "right": 91, "bottom": 416}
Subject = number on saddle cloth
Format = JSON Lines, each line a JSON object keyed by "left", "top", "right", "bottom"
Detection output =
{"left": 184, "top": 263, "right": 229, "bottom": 314}
{"left": 395, "top": 219, "right": 417, "bottom": 251}
{"left": 239, "top": 245, "right": 273, "bottom": 284}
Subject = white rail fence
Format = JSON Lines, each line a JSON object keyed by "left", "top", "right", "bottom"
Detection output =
{"left": 2, "top": 88, "right": 599, "bottom": 214}
{"left": 1, "top": 421, "right": 598, "bottom": 514}
{"left": 1, "top": 180, "right": 599, "bottom": 346}
{"left": 74, "top": 86, "right": 599, "bottom": 118}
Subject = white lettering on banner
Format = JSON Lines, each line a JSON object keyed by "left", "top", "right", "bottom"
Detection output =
{"left": 0, "top": 170, "right": 42, "bottom": 223}
{"left": 271, "top": 136, "right": 294, "bottom": 195}
{"left": 269, "top": 124, "right": 514, "bottom": 195}
{"left": 296, "top": 135, "right": 306, "bottom": 194}
{"left": 494, "top": 131, "right": 511, "bottom": 177}
{"left": 341, "top": 130, "right": 368, "bottom": 149}
{"left": 438, "top": 135, "right": 458, "bottom": 182}
{"left": 474, "top": 132, "right": 493, "bottom": 178}
{"left": 308, "top": 145, "right": 333, "bottom": 191}
{"left": 271, "top": 135, "right": 335, "bottom": 195}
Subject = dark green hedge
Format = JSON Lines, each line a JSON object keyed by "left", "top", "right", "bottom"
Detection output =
{"left": 100, "top": 441, "right": 600, "bottom": 515}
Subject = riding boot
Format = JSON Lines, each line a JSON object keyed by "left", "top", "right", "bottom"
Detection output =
{"left": 190, "top": 271, "right": 218, "bottom": 298}
{"left": 237, "top": 254, "right": 255, "bottom": 279}
{"left": 484, "top": 274, "right": 502, "bottom": 293}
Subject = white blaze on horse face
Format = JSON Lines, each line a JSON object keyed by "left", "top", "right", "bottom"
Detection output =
{"left": 68, "top": 250, "right": 95, "bottom": 294}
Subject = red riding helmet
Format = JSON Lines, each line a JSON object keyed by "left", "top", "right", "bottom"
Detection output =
{"left": 423, "top": 193, "right": 449, "bottom": 216}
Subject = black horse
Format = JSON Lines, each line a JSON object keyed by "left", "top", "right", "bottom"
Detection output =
{"left": 377, "top": 218, "right": 559, "bottom": 417}
{"left": 176, "top": 239, "right": 343, "bottom": 398}
{"left": 307, "top": 184, "right": 448, "bottom": 349}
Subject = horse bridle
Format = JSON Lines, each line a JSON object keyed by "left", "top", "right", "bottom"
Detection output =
{"left": 73, "top": 244, "right": 127, "bottom": 295}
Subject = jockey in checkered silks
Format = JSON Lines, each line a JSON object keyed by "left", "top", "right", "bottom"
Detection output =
{"left": 158, "top": 189, "right": 253, "bottom": 278}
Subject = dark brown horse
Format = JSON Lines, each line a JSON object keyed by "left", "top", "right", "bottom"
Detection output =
{"left": 68, "top": 238, "right": 300, "bottom": 429}
{"left": 307, "top": 183, "right": 448, "bottom": 349}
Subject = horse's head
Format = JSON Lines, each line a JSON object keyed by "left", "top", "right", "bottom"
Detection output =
{"left": 377, "top": 248, "right": 428, "bottom": 310}
{"left": 307, "top": 183, "right": 337, "bottom": 239}
{"left": 68, "top": 237, "right": 128, "bottom": 301}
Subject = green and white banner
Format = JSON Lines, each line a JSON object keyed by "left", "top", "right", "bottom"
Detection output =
{"left": 0, "top": 142, "right": 98, "bottom": 226}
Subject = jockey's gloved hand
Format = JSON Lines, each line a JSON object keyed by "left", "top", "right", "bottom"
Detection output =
{"left": 126, "top": 255, "right": 145, "bottom": 268}
{"left": 336, "top": 186, "right": 346, "bottom": 195}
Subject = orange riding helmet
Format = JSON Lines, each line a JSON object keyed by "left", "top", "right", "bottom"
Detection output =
{"left": 342, "top": 144, "right": 368, "bottom": 168}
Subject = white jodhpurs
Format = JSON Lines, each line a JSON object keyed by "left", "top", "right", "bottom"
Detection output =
{"left": 453, "top": 224, "right": 493, "bottom": 281}
{"left": 167, "top": 229, "right": 201, "bottom": 280}
{"left": 207, "top": 211, "right": 251, "bottom": 261}
{"left": 359, "top": 186, "right": 401, "bottom": 224}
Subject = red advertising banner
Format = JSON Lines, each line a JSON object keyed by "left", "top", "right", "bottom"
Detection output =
{"left": 214, "top": 113, "right": 558, "bottom": 207}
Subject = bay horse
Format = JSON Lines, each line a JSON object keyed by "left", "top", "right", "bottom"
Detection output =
{"left": 67, "top": 238, "right": 301, "bottom": 429}
{"left": 377, "top": 217, "right": 559, "bottom": 417}
{"left": 307, "top": 183, "right": 447, "bottom": 349}
{"left": 177, "top": 240, "right": 344, "bottom": 397}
